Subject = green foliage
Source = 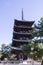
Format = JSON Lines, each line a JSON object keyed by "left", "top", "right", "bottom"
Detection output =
{"left": 22, "top": 41, "right": 34, "bottom": 53}
{"left": 1, "top": 44, "right": 11, "bottom": 59}
{"left": 32, "top": 17, "right": 43, "bottom": 44}
{"left": 22, "top": 17, "right": 43, "bottom": 65}
{"left": 40, "top": 17, "right": 43, "bottom": 22}
{"left": 22, "top": 41, "right": 43, "bottom": 60}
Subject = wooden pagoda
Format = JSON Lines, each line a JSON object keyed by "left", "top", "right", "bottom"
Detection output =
{"left": 12, "top": 19, "right": 34, "bottom": 60}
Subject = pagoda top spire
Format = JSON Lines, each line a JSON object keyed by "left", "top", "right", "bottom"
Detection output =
{"left": 22, "top": 8, "right": 24, "bottom": 20}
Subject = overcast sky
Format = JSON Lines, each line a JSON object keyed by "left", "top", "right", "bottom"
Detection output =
{"left": 0, "top": 0, "right": 43, "bottom": 47}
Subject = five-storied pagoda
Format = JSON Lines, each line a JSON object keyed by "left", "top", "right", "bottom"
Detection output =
{"left": 12, "top": 10, "right": 34, "bottom": 60}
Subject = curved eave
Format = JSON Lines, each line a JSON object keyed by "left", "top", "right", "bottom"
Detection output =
{"left": 13, "top": 31, "right": 31, "bottom": 35}
{"left": 15, "top": 19, "right": 34, "bottom": 23}
{"left": 13, "top": 39, "right": 31, "bottom": 42}
{"left": 14, "top": 25, "right": 33, "bottom": 29}
{"left": 11, "top": 46, "right": 22, "bottom": 50}
{"left": 14, "top": 19, "right": 35, "bottom": 26}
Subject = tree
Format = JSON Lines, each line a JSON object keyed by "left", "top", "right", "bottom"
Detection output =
{"left": 1, "top": 44, "right": 11, "bottom": 60}
{"left": 33, "top": 17, "right": 43, "bottom": 43}
{"left": 22, "top": 41, "right": 43, "bottom": 65}
{"left": 22, "top": 17, "right": 43, "bottom": 65}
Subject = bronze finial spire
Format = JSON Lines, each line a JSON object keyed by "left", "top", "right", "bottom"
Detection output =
{"left": 22, "top": 8, "right": 24, "bottom": 20}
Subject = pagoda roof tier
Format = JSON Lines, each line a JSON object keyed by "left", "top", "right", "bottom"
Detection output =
{"left": 13, "top": 33, "right": 32, "bottom": 38}
{"left": 14, "top": 25, "right": 33, "bottom": 29}
{"left": 13, "top": 39, "right": 31, "bottom": 42}
{"left": 14, "top": 19, "right": 34, "bottom": 26}
{"left": 12, "top": 41, "right": 28, "bottom": 47}
{"left": 13, "top": 31, "right": 31, "bottom": 35}
{"left": 11, "top": 46, "right": 22, "bottom": 51}
{"left": 14, "top": 27, "right": 32, "bottom": 32}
